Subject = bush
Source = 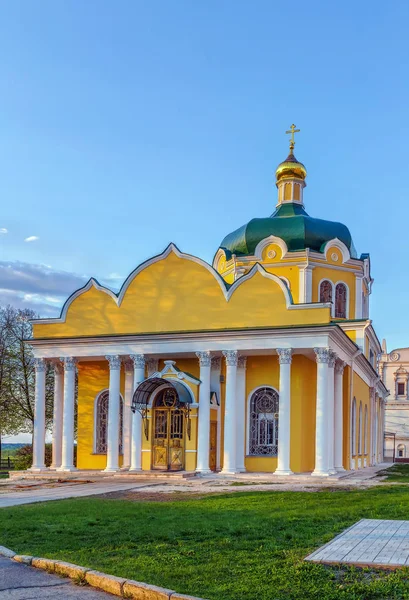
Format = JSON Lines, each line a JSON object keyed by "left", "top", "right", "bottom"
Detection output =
{"left": 14, "top": 443, "right": 53, "bottom": 470}
{"left": 14, "top": 443, "right": 77, "bottom": 470}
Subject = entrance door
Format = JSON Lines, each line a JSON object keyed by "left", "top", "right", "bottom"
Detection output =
{"left": 152, "top": 389, "right": 185, "bottom": 471}
{"left": 209, "top": 421, "right": 217, "bottom": 472}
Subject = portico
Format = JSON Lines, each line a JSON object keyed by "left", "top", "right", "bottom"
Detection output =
{"left": 29, "top": 321, "right": 385, "bottom": 476}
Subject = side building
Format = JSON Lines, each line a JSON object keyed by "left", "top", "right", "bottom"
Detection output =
{"left": 379, "top": 343, "right": 409, "bottom": 461}
{"left": 27, "top": 130, "right": 387, "bottom": 476}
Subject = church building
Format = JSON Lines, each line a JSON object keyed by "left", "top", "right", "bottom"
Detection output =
{"left": 29, "top": 127, "right": 387, "bottom": 476}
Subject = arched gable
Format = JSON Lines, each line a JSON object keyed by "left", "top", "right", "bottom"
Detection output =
{"left": 33, "top": 244, "right": 331, "bottom": 339}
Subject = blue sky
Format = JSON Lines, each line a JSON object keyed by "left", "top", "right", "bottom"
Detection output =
{"left": 1, "top": 1, "right": 408, "bottom": 354}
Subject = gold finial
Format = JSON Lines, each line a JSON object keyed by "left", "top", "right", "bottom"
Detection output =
{"left": 285, "top": 123, "right": 300, "bottom": 152}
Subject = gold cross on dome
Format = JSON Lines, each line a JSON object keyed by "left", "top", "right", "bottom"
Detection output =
{"left": 285, "top": 124, "right": 300, "bottom": 151}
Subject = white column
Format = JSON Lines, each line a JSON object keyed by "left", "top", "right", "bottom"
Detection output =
{"left": 275, "top": 349, "right": 293, "bottom": 475}
{"left": 196, "top": 351, "right": 212, "bottom": 473}
{"left": 236, "top": 356, "right": 247, "bottom": 473}
{"left": 355, "top": 274, "right": 363, "bottom": 319}
{"left": 104, "top": 355, "right": 121, "bottom": 472}
{"left": 59, "top": 357, "right": 77, "bottom": 471}
{"left": 51, "top": 362, "right": 64, "bottom": 469}
{"left": 299, "top": 265, "right": 314, "bottom": 303}
{"left": 130, "top": 354, "right": 145, "bottom": 472}
{"left": 122, "top": 360, "right": 134, "bottom": 470}
{"left": 210, "top": 357, "right": 222, "bottom": 470}
{"left": 334, "top": 360, "right": 346, "bottom": 472}
{"left": 312, "top": 348, "right": 331, "bottom": 476}
{"left": 222, "top": 350, "right": 238, "bottom": 474}
{"left": 31, "top": 358, "right": 47, "bottom": 471}
{"left": 327, "top": 351, "right": 337, "bottom": 475}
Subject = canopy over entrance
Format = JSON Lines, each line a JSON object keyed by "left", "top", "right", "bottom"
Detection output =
{"left": 131, "top": 377, "right": 192, "bottom": 413}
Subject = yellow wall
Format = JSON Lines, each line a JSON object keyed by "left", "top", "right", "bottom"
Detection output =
{"left": 244, "top": 354, "right": 316, "bottom": 473}
{"left": 351, "top": 371, "right": 371, "bottom": 469}
{"left": 33, "top": 250, "right": 331, "bottom": 339}
{"left": 312, "top": 266, "right": 356, "bottom": 319}
{"left": 77, "top": 361, "right": 124, "bottom": 470}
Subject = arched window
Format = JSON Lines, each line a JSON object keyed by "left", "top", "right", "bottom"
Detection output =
{"left": 364, "top": 405, "right": 368, "bottom": 454}
{"left": 351, "top": 397, "right": 357, "bottom": 455}
{"left": 249, "top": 387, "right": 279, "bottom": 456}
{"left": 358, "top": 401, "right": 363, "bottom": 454}
{"left": 320, "top": 280, "right": 333, "bottom": 304}
{"left": 95, "top": 391, "right": 124, "bottom": 454}
{"left": 398, "top": 444, "right": 405, "bottom": 458}
{"left": 335, "top": 283, "right": 347, "bottom": 318}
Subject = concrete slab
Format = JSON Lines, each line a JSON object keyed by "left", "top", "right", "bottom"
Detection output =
{"left": 306, "top": 519, "right": 409, "bottom": 568}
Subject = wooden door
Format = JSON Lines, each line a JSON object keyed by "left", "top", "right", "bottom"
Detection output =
{"left": 209, "top": 421, "right": 217, "bottom": 472}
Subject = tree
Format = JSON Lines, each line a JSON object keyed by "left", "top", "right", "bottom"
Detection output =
{"left": 0, "top": 306, "right": 54, "bottom": 454}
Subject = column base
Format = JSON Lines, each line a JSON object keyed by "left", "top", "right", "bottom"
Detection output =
{"left": 120, "top": 466, "right": 130, "bottom": 471}
{"left": 311, "top": 470, "right": 332, "bottom": 477}
{"left": 104, "top": 467, "right": 120, "bottom": 473}
{"left": 220, "top": 469, "right": 239, "bottom": 475}
{"left": 29, "top": 466, "right": 48, "bottom": 472}
{"left": 236, "top": 466, "right": 246, "bottom": 473}
{"left": 196, "top": 468, "right": 212, "bottom": 474}
{"left": 335, "top": 466, "right": 346, "bottom": 472}
{"left": 50, "top": 465, "right": 62, "bottom": 470}
{"left": 273, "top": 469, "right": 294, "bottom": 476}
{"left": 128, "top": 468, "right": 142, "bottom": 473}
{"left": 57, "top": 466, "right": 77, "bottom": 472}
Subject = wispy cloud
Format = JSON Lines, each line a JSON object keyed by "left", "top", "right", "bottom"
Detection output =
{"left": 0, "top": 261, "right": 120, "bottom": 317}
{"left": 24, "top": 236, "right": 39, "bottom": 243}
{"left": 0, "top": 228, "right": 8, "bottom": 234}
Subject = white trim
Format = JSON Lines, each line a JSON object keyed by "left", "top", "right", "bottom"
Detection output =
{"left": 322, "top": 238, "right": 351, "bottom": 264}
{"left": 246, "top": 384, "right": 279, "bottom": 456}
{"left": 254, "top": 235, "right": 288, "bottom": 260}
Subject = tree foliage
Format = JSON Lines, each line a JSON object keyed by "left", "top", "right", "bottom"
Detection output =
{"left": 0, "top": 306, "right": 54, "bottom": 442}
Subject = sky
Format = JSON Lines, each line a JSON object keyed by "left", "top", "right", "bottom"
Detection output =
{"left": 1, "top": 1, "right": 409, "bottom": 387}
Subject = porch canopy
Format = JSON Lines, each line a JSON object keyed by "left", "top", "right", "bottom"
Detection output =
{"left": 131, "top": 376, "right": 193, "bottom": 412}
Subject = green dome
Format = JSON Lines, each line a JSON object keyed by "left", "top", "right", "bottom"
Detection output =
{"left": 219, "top": 203, "right": 357, "bottom": 259}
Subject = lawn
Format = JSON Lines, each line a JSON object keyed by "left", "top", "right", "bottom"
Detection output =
{"left": 377, "top": 463, "right": 409, "bottom": 483}
{"left": 1, "top": 487, "right": 409, "bottom": 599}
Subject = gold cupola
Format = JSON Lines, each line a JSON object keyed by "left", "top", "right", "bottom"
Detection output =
{"left": 276, "top": 124, "right": 307, "bottom": 207}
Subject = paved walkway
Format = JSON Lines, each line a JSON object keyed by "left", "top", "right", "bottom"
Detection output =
{"left": 0, "top": 557, "right": 115, "bottom": 599}
{"left": 0, "top": 481, "right": 149, "bottom": 508}
{"left": 0, "top": 464, "right": 393, "bottom": 509}
{"left": 306, "top": 519, "right": 409, "bottom": 567}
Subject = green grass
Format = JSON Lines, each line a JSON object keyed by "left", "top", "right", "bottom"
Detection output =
{"left": 377, "top": 464, "right": 409, "bottom": 483}
{"left": 1, "top": 488, "right": 409, "bottom": 599}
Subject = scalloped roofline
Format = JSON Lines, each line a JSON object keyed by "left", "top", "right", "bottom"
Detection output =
{"left": 31, "top": 243, "right": 329, "bottom": 326}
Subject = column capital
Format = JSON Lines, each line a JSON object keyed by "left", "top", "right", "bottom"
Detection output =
{"left": 211, "top": 356, "right": 221, "bottom": 369}
{"left": 328, "top": 351, "right": 337, "bottom": 368}
{"left": 33, "top": 358, "right": 47, "bottom": 372}
{"left": 196, "top": 351, "right": 212, "bottom": 367}
{"left": 222, "top": 350, "right": 238, "bottom": 367}
{"left": 277, "top": 348, "right": 292, "bottom": 364}
{"left": 314, "top": 348, "right": 331, "bottom": 364}
{"left": 335, "top": 359, "right": 346, "bottom": 374}
{"left": 105, "top": 355, "right": 121, "bottom": 370}
{"left": 60, "top": 357, "right": 77, "bottom": 371}
{"left": 130, "top": 354, "right": 145, "bottom": 369}
{"left": 238, "top": 356, "right": 247, "bottom": 369}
